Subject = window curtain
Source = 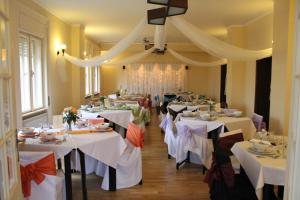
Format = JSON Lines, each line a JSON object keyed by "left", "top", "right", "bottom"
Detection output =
{"left": 122, "top": 63, "right": 187, "bottom": 103}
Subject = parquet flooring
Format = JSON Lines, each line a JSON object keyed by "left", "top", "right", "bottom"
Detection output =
{"left": 73, "top": 112, "right": 210, "bottom": 200}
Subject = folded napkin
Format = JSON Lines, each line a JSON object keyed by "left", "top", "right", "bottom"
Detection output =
{"left": 249, "top": 139, "right": 271, "bottom": 145}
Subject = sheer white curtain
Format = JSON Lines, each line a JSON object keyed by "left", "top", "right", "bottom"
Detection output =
{"left": 122, "top": 63, "right": 187, "bottom": 101}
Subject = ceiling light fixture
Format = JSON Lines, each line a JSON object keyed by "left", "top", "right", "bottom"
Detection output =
{"left": 147, "top": 0, "right": 188, "bottom": 25}
{"left": 147, "top": 7, "right": 167, "bottom": 25}
{"left": 147, "top": 0, "right": 169, "bottom": 5}
{"left": 166, "top": 0, "right": 188, "bottom": 17}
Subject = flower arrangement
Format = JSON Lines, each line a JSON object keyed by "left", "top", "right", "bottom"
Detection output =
{"left": 63, "top": 107, "right": 79, "bottom": 130}
{"left": 207, "top": 100, "right": 216, "bottom": 112}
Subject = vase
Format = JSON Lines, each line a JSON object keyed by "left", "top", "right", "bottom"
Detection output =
{"left": 67, "top": 122, "right": 72, "bottom": 131}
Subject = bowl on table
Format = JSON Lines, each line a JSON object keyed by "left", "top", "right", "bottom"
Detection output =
{"left": 39, "top": 132, "right": 56, "bottom": 142}
{"left": 233, "top": 111, "right": 242, "bottom": 117}
{"left": 19, "top": 127, "right": 35, "bottom": 136}
{"left": 200, "top": 113, "right": 210, "bottom": 121}
{"left": 95, "top": 123, "right": 110, "bottom": 129}
{"left": 250, "top": 139, "right": 271, "bottom": 152}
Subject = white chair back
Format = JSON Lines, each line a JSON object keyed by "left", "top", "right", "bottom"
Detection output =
{"left": 251, "top": 113, "right": 263, "bottom": 131}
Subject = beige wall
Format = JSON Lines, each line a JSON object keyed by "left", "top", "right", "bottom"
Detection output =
{"left": 269, "top": 0, "right": 292, "bottom": 135}
{"left": 226, "top": 5, "right": 293, "bottom": 135}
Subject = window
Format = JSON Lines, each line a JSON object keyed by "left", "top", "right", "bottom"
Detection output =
{"left": 85, "top": 66, "right": 100, "bottom": 96}
{"left": 94, "top": 66, "right": 100, "bottom": 94}
{"left": 19, "top": 33, "right": 45, "bottom": 114}
{"left": 85, "top": 67, "right": 92, "bottom": 96}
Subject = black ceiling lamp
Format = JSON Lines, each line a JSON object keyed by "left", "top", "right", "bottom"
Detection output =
{"left": 167, "top": 0, "right": 188, "bottom": 17}
{"left": 147, "top": 0, "right": 169, "bottom": 5}
{"left": 147, "top": 7, "right": 167, "bottom": 25}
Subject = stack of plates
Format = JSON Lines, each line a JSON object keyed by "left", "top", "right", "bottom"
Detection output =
{"left": 248, "top": 146, "right": 274, "bottom": 156}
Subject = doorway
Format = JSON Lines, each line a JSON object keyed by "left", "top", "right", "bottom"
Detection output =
{"left": 254, "top": 57, "right": 272, "bottom": 130}
{"left": 220, "top": 64, "right": 227, "bottom": 107}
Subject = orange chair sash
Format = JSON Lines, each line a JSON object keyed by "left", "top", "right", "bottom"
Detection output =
{"left": 21, "top": 153, "right": 57, "bottom": 198}
{"left": 126, "top": 123, "right": 144, "bottom": 148}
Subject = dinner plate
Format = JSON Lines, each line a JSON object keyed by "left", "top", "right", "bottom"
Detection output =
{"left": 248, "top": 147, "right": 274, "bottom": 155}
{"left": 95, "top": 127, "right": 113, "bottom": 132}
{"left": 18, "top": 132, "right": 39, "bottom": 138}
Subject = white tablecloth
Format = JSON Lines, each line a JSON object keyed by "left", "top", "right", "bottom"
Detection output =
{"left": 217, "top": 117, "right": 256, "bottom": 140}
{"left": 80, "top": 110, "right": 134, "bottom": 129}
{"left": 18, "top": 129, "right": 127, "bottom": 168}
{"left": 168, "top": 104, "right": 209, "bottom": 112}
{"left": 231, "top": 141, "right": 286, "bottom": 199}
{"left": 179, "top": 116, "right": 256, "bottom": 140}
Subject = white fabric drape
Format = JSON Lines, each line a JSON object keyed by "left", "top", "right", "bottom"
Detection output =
{"left": 169, "top": 16, "right": 272, "bottom": 60}
{"left": 122, "top": 63, "right": 187, "bottom": 100}
{"left": 168, "top": 48, "right": 227, "bottom": 67}
{"left": 106, "top": 47, "right": 155, "bottom": 65}
{"left": 63, "top": 16, "right": 147, "bottom": 67}
{"left": 154, "top": 25, "right": 166, "bottom": 51}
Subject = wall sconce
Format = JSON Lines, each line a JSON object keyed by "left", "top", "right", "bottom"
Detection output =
{"left": 57, "top": 44, "right": 67, "bottom": 56}
{"left": 185, "top": 65, "right": 189, "bottom": 70}
{"left": 122, "top": 65, "right": 126, "bottom": 70}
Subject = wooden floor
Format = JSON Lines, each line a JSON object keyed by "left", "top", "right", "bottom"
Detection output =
{"left": 72, "top": 112, "right": 210, "bottom": 200}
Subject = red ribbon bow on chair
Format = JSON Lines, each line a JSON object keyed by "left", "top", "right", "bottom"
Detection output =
{"left": 20, "top": 153, "right": 57, "bottom": 197}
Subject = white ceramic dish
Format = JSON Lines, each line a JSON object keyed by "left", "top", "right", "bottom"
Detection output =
{"left": 251, "top": 140, "right": 271, "bottom": 152}
{"left": 20, "top": 127, "right": 35, "bottom": 135}
{"left": 95, "top": 123, "right": 110, "bottom": 129}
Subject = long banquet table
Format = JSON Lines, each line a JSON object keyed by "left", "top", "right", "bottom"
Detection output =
{"left": 231, "top": 141, "right": 286, "bottom": 200}
{"left": 80, "top": 109, "right": 134, "bottom": 129}
{"left": 18, "top": 128, "right": 127, "bottom": 200}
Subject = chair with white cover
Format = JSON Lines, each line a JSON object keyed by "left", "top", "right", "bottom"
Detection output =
{"left": 175, "top": 122, "right": 214, "bottom": 170}
{"left": 108, "top": 94, "right": 117, "bottom": 100}
{"left": 19, "top": 151, "right": 65, "bottom": 200}
{"left": 164, "top": 114, "right": 178, "bottom": 159}
{"left": 101, "top": 122, "right": 144, "bottom": 190}
{"left": 219, "top": 129, "right": 244, "bottom": 174}
{"left": 251, "top": 113, "right": 263, "bottom": 131}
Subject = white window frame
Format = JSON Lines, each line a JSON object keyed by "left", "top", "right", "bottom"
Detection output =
{"left": 93, "top": 66, "right": 100, "bottom": 94}
{"left": 19, "top": 32, "right": 46, "bottom": 115}
{"left": 85, "top": 66, "right": 92, "bottom": 96}
{"left": 85, "top": 66, "right": 100, "bottom": 97}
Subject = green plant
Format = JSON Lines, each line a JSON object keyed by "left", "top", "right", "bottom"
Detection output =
{"left": 63, "top": 107, "right": 79, "bottom": 129}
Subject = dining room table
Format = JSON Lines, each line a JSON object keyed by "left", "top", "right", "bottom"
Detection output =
{"left": 80, "top": 109, "right": 134, "bottom": 130}
{"left": 18, "top": 127, "right": 127, "bottom": 200}
{"left": 231, "top": 141, "right": 286, "bottom": 200}
{"left": 178, "top": 115, "right": 256, "bottom": 140}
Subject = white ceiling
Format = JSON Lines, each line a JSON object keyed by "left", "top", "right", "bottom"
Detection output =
{"left": 33, "top": 0, "right": 273, "bottom": 44}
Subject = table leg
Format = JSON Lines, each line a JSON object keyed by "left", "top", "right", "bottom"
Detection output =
{"left": 263, "top": 184, "right": 276, "bottom": 200}
{"left": 64, "top": 152, "right": 73, "bottom": 200}
{"left": 124, "top": 128, "right": 127, "bottom": 138}
{"left": 278, "top": 186, "right": 284, "bottom": 199}
{"left": 78, "top": 149, "right": 88, "bottom": 200}
{"left": 109, "top": 166, "right": 116, "bottom": 191}
{"left": 57, "top": 158, "right": 62, "bottom": 169}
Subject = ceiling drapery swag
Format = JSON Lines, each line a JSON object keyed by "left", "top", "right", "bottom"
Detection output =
{"left": 167, "top": 48, "right": 227, "bottom": 67}
{"left": 106, "top": 47, "right": 155, "bottom": 65}
{"left": 169, "top": 16, "right": 272, "bottom": 60}
{"left": 63, "top": 16, "right": 147, "bottom": 67}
